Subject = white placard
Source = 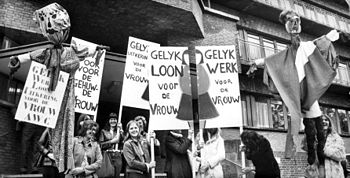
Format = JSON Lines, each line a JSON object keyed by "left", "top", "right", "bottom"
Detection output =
{"left": 15, "top": 61, "right": 69, "bottom": 128}
{"left": 118, "top": 37, "right": 160, "bottom": 122}
{"left": 195, "top": 45, "right": 242, "bottom": 128}
{"left": 148, "top": 46, "right": 191, "bottom": 131}
{"left": 73, "top": 37, "right": 105, "bottom": 118}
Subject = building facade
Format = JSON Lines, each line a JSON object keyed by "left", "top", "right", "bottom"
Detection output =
{"left": 1, "top": 0, "right": 350, "bottom": 177}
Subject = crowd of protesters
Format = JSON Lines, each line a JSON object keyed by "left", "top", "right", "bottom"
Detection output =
{"left": 18, "top": 112, "right": 348, "bottom": 178}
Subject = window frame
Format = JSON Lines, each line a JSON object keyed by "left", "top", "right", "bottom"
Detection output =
{"left": 242, "top": 93, "right": 288, "bottom": 130}
{"left": 238, "top": 30, "right": 288, "bottom": 62}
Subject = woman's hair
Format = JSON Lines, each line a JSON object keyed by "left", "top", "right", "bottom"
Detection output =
{"left": 104, "top": 112, "right": 118, "bottom": 131}
{"left": 240, "top": 130, "right": 264, "bottom": 153}
{"left": 322, "top": 114, "right": 333, "bottom": 135}
{"left": 78, "top": 120, "right": 96, "bottom": 137}
{"left": 203, "top": 128, "right": 219, "bottom": 143}
{"left": 279, "top": 10, "right": 299, "bottom": 24}
{"left": 123, "top": 120, "right": 140, "bottom": 142}
{"left": 76, "top": 114, "right": 92, "bottom": 131}
{"left": 134, "top": 115, "right": 147, "bottom": 127}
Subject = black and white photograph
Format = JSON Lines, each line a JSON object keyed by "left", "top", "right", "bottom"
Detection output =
{"left": 1, "top": 0, "right": 350, "bottom": 178}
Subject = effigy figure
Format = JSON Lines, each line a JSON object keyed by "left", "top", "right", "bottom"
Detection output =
{"left": 247, "top": 10, "right": 340, "bottom": 173}
{"left": 8, "top": 3, "right": 94, "bottom": 174}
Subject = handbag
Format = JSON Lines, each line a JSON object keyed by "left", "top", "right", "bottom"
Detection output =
{"left": 96, "top": 151, "right": 115, "bottom": 177}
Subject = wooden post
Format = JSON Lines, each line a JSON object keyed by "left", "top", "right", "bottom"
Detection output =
{"left": 150, "top": 136, "right": 155, "bottom": 178}
{"left": 240, "top": 126, "right": 246, "bottom": 178}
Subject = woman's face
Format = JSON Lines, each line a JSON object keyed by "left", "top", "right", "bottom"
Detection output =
{"left": 109, "top": 117, "right": 117, "bottom": 127}
{"left": 136, "top": 119, "right": 144, "bottom": 132}
{"left": 80, "top": 115, "right": 92, "bottom": 126}
{"left": 86, "top": 128, "right": 94, "bottom": 140}
{"left": 129, "top": 122, "right": 139, "bottom": 138}
{"left": 322, "top": 116, "right": 330, "bottom": 131}
{"left": 285, "top": 14, "right": 301, "bottom": 34}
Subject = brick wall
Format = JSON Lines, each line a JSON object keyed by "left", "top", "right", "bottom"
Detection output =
{"left": 0, "top": 104, "right": 21, "bottom": 174}
{"left": 276, "top": 152, "right": 308, "bottom": 178}
{"left": 1, "top": 0, "right": 42, "bottom": 33}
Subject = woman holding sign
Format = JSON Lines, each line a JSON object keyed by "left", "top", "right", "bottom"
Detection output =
{"left": 198, "top": 128, "right": 225, "bottom": 178}
{"left": 123, "top": 120, "right": 156, "bottom": 178}
{"left": 99, "top": 113, "right": 124, "bottom": 178}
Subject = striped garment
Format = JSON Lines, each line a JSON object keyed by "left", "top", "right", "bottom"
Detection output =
{"left": 263, "top": 35, "right": 337, "bottom": 135}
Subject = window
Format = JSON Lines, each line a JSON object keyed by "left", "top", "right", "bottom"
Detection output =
{"left": 255, "top": 97, "right": 269, "bottom": 128}
{"left": 338, "top": 109, "right": 349, "bottom": 134}
{"left": 240, "top": 31, "right": 288, "bottom": 62}
{"left": 242, "top": 96, "right": 248, "bottom": 126}
{"left": 0, "top": 73, "right": 24, "bottom": 104}
{"left": 320, "top": 106, "right": 350, "bottom": 135}
{"left": 263, "top": 39, "right": 275, "bottom": 57}
{"left": 242, "top": 94, "right": 288, "bottom": 130}
{"left": 1, "top": 36, "right": 18, "bottom": 49}
{"left": 271, "top": 100, "right": 285, "bottom": 129}
{"left": 322, "top": 106, "right": 339, "bottom": 133}
{"left": 247, "top": 34, "right": 263, "bottom": 60}
{"left": 336, "top": 63, "right": 350, "bottom": 86}
{"left": 276, "top": 42, "right": 287, "bottom": 52}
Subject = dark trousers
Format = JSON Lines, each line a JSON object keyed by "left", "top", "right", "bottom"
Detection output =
{"left": 126, "top": 172, "right": 149, "bottom": 178}
{"left": 20, "top": 123, "right": 45, "bottom": 172}
{"left": 303, "top": 117, "right": 325, "bottom": 165}
{"left": 106, "top": 151, "right": 123, "bottom": 178}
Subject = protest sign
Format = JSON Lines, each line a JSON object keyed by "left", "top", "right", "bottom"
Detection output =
{"left": 72, "top": 37, "right": 105, "bottom": 118}
{"left": 148, "top": 46, "right": 191, "bottom": 131}
{"left": 195, "top": 45, "right": 242, "bottom": 128}
{"left": 15, "top": 61, "right": 69, "bottom": 128}
{"left": 118, "top": 37, "right": 159, "bottom": 122}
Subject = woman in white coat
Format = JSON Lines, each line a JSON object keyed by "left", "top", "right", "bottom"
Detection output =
{"left": 322, "top": 115, "right": 346, "bottom": 178}
{"left": 198, "top": 128, "right": 225, "bottom": 178}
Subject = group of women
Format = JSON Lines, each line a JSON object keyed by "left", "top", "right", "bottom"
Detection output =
{"left": 37, "top": 112, "right": 346, "bottom": 178}
{"left": 240, "top": 114, "right": 347, "bottom": 178}
{"left": 69, "top": 113, "right": 160, "bottom": 178}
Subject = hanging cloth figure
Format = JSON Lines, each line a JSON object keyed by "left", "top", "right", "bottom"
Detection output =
{"left": 246, "top": 10, "right": 340, "bottom": 174}
{"left": 8, "top": 3, "right": 98, "bottom": 173}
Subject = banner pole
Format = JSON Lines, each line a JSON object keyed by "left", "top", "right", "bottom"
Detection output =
{"left": 150, "top": 135, "right": 155, "bottom": 178}
{"left": 189, "top": 45, "right": 199, "bottom": 178}
{"left": 240, "top": 126, "right": 246, "bottom": 178}
{"left": 199, "top": 128, "right": 204, "bottom": 178}
{"left": 192, "top": 130, "right": 196, "bottom": 178}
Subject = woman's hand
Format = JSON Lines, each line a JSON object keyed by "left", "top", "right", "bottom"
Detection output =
{"left": 241, "top": 166, "right": 255, "bottom": 174}
{"left": 188, "top": 129, "right": 193, "bottom": 140}
{"left": 117, "top": 122, "right": 124, "bottom": 133}
{"left": 70, "top": 167, "right": 84, "bottom": 175}
{"left": 149, "top": 131, "right": 156, "bottom": 139}
{"left": 147, "top": 161, "right": 156, "bottom": 170}
{"left": 200, "top": 161, "right": 210, "bottom": 173}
